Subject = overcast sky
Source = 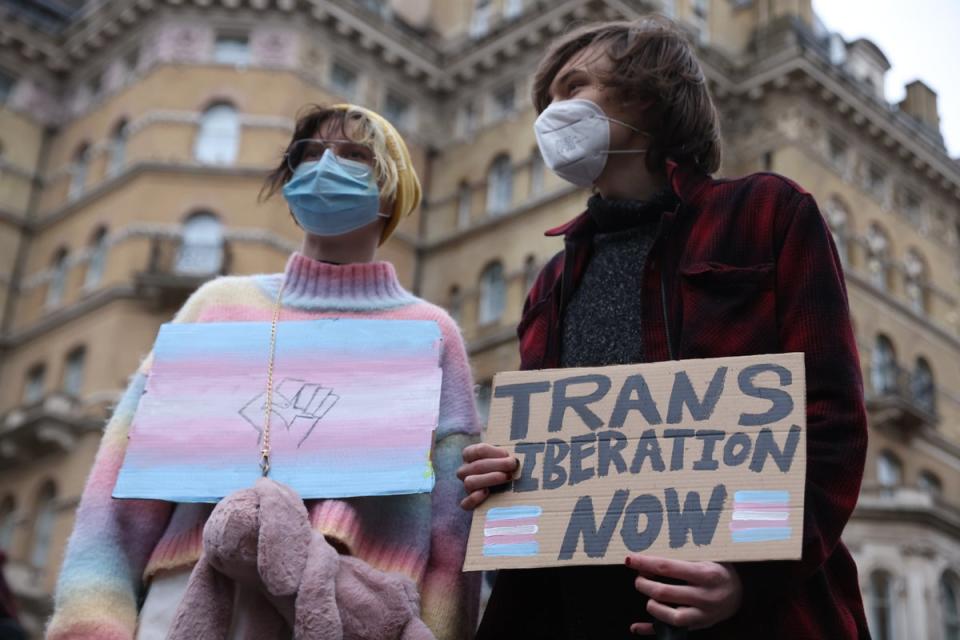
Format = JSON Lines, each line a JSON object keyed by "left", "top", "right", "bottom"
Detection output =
{"left": 812, "top": 0, "right": 960, "bottom": 158}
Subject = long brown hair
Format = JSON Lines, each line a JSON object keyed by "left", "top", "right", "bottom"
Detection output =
{"left": 532, "top": 16, "right": 722, "bottom": 174}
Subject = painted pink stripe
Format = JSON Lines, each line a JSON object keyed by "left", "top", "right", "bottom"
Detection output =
{"left": 732, "top": 503, "right": 789, "bottom": 511}
{"left": 482, "top": 517, "right": 540, "bottom": 528}
{"left": 729, "top": 520, "right": 790, "bottom": 531}
{"left": 482, "top": 534, "right": 538, "bottom": 545}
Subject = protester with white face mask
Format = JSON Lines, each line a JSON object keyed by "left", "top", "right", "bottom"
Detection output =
{"left": 458, "top": 16, "right": 868, "bottom": 640}
{"left": 48, "top": 105, "right": 481, "bottom": 640}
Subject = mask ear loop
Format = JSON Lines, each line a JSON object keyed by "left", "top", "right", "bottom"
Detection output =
{"left": 598, "top": 115, "right": 652, "bottom": 155}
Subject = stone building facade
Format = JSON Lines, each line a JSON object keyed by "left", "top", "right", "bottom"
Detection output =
{"left": 0, "top": 1, "right": 958, "bottom": 637}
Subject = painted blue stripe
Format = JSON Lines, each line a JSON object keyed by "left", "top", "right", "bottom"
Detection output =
{"left": 731, "top": 527, "right": 792, "bottom": 543}
{"left": 734, "top": 490, "right": 790, "bottom": 504}
{"left": 483, "top": 542, "right": 540, "bottom": 557}
{"left": 485, "top": 506, "right": 543, "bottom": 521}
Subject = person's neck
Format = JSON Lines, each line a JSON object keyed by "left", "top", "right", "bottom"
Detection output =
{"left": 595, "top": 157, "right": 668, "bottom": 201}
{"left": 300, "top": 235, "right": 377, "bottom": 265}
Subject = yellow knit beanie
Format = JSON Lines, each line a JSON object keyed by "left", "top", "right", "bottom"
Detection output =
{"left": 330, "top": 104, "right": 422, "bottom": 244}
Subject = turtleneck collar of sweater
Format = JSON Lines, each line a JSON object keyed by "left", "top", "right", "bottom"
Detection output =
{"left": 255, "top": 252, "right": 419, "bottom": 311}
{"left": 587, "top": 187, "right": 679, "bottom": 233}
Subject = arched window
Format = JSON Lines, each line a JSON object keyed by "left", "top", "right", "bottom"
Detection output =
{"left": 107, "top": 119, "right": 129, "bottom": 178}
{"left": 63, "top": 346, "right": 86, "bottom": 397}
{"left": 876, "top": 451, "right": 902, "bottom": 490}
{"left": 871, "top": 335, "right": 897, "bottom": 396}
{"left": 529, "top": 148, "right": 545, "bottom": 199}
{"left": 478, "top": 261, "right": 506, "bottom": 325}
{"left": 46, "top": 247, "right": 69, "bottom": 308}
{"left": 83, "top": 226, "right": 108, "bottom": 289}
{"left": 866, "top": 223, "right": 891, "bottom": 291}
{"left": 68, "top": 143, "right": 91, "bottom": 200}
{"left": 457, "top": 182, "right": 472, "bottom": 229}
{"left": 943, "top": 572, "right": 960, "bottom": 640}
{"left": 24, "top": 363, "right": 45, "bottom": 405}
{"left": 0, "top": 495, "right": 15, "bottom": 550}
{"left": 448, "top": 284, "right": 463, "bottom": 324}
{"left": 175, "top": 212, "right": 224, "bottom": 275}
{"left": 911, "top": 357, "right": 935, "bottom": 415}
{"left": 194, "top": 103, "right": 239, "bottom": 165}
{"left": 903, "top": 248, "right": 928, "bottom": 314}
{"left": 868, "top": 570, "right": 895, "bottom": 640}
{"left": 487, "top": 154, "right": 513, "bottom": 216}
{"left": 30, "top": 481, "right": 57, "bottom": 570}
{"left": 918, "top": 470, "right": 942, "bottom": 497}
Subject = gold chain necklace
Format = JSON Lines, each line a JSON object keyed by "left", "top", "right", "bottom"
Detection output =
{"left": 260, "top": 278, "right": 285, "bottom": 477}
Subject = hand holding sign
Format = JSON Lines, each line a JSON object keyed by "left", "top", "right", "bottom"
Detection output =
{"left": 463, "top": 353, "right": 807, "bottom": 570}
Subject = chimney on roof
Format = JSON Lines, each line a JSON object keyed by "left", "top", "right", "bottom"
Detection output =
{"left": 899, "top": 80, "right": 941, "bottom": 134}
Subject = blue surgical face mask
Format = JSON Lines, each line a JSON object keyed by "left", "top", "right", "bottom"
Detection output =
{"left": 282, "top": 149, "right": 387, "bottom": 236}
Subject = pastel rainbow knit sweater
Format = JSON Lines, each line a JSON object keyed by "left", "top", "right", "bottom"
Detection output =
{"left": 47, "top": 253, "right": 482, "bottom": 640}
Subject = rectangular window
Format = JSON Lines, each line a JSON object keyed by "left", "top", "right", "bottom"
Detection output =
{"left": 214, "top": 33, "right": 250, "bottom": 66}
{"left": 383, "top": 91, "right": 412, "bottom": 130}
{"left": 24, "top": 365, "right": 45, "bottom": 405}
{"left": 330, "top": 61, "right": 359, "bottom": 100}
{"left": 491, "top": 83, "right": 516, "bottom": 120}
{"left": 866, "top": 162, "right": 886, "bottom": 196}
{"left": 828, "top": 134, "right": 848, "bottom": 169}
{"left": 63, "top": 349, "right": 86, "bottom": 397}
{"left": 459, "top": 103, "right": 478, "bottom": 137}
{"left": 469, "top": 0, "right": 493, "bottom": 39}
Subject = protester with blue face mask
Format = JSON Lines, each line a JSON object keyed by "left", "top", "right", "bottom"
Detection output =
{"left": 48, "top": 105, "right": 481, "bottom": 640}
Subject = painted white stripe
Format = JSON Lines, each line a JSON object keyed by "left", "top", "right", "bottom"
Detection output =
{"left": 732, "top": 511, "right": 789, "bottom": 521}
{"left": 484, "top": 525, "right": 539, "bottom": 537}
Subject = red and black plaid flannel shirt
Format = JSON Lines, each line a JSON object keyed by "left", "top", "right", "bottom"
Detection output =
{"left": 516, "top": 161, "right": 871, "bottom": 638}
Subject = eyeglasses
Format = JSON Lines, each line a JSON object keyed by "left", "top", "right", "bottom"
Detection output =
{"left": 284, "top": 138, "right": 376, "bottom": 173}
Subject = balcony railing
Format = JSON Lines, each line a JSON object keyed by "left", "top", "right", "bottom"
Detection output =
{"left": 866, "top": 364, "right": 938, "bottom": 431}
{"left": 0, "top": 393, "right": 102, "bottom": 471}
{"left": 134, "top": 234, "right": 232, "bottom": 308}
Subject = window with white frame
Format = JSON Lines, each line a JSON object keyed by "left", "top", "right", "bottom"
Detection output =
{"left": 383, "top": 91, "right": 412, "bottom": 131}
{"left": 30, "top": 482, "right": 57, "bottom": 570}
{"left": 84, "top": 227, "right": 108, "bottom": 289}
{"left": 457, "top": 182, "right": 472, "bottom": 229}
{"left": 876, "top": 450, "right": 902, "bottom": 489}
{"left": 63, "top": 346, "right": 86, "bottom": 398}
{"left": 46, "top": 248, "right": 69, "bottom": 309}
{"left": 68, "top": 144, "right": 91, "bottom": 200}
{"left": 24, "top": 364, "right": 45, "bottom": 405}
{"left": 330, "top": 61, "right": 359, "bottom": 100}
{"left": 194, "top": 103, "right": 239, "bottom": 165}
{"left": 176, "top": 212, "right": 224, "bottom": 275}
{"left": 214, "top": 33, "right": 250, "bottom": 66}
{"left": 107, "top": 119, "right": 128, "bottom": 178}
{"left": 871, "top": 334, "right": 897, "bottom": 396}
{"left": 942, "top": 572, "right": 960, "bottom": 640}
{"left": 868, "top": 570, "right": 894, "bottom": 640}
{"left": 487, "top": 154, "right": 513, "bottom": 216}
{"left": 866, "top": 223, "right": 890, "bottom": 291}
{"left": 478, "top": 261, "right": 506, "bottom": 325}
{"left": 469, "top": 0, "right": 493, "bottom": 39}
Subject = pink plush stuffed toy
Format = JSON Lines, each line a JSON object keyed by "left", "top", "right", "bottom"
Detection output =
{"left": 167, "top": 478, "right": 435, "bottom": 640}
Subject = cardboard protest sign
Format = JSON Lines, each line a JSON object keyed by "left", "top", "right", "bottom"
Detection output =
{"left": 464, "top": 353, "right": 805, "bottom": 570}
{"left": 114, "top": 319, "right": 443, "bottom": 502}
